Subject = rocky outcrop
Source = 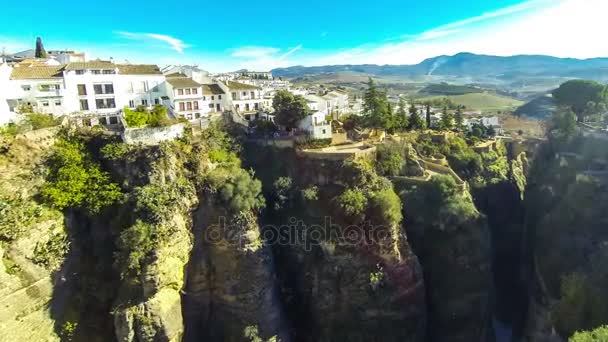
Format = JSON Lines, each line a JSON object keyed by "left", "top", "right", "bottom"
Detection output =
{"left": 0, "top": 134, "right": 65, "bottom": 342}
{"left": 182, "top": 203, "right": 286, "bottom": 342}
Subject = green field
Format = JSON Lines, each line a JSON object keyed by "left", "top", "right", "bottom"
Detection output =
{"left": 422, "top": 93, "right": 524, "bottom": 112}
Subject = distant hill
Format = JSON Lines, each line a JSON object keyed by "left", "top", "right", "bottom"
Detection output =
{"left": 419, "top": 83, "right": 483, "bottom": 96}
{"left": 272, "top": 53, "right": 608, "bottom": 91}
{"left": 514, "top": 94, "right": 557, "bottom": 119}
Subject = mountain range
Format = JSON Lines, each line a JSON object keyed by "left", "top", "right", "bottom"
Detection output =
{"left": 271, "top": 53, "right": 608, "bottom": 90}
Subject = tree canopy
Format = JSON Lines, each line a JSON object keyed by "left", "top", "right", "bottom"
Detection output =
{"left": 362, "top": 78, "right": 391, "bottom": 130}
{"left": 552, "top": 80, "right": 608, "bottom": 121}
{"left": 272, "top": 90, "right": 310, "bottom": 129}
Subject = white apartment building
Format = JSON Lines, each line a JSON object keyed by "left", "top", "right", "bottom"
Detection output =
{"left": 220, "top": 81, "right": 270, "bottom": 116}
{"left": 162, "top": 74, "right": 229, "bottom": 120}
{"left": 6, "top": 60, "right": 165, "bottom": 116}
{"left": 298, "top": 111, "right": 332, "bottom": 140}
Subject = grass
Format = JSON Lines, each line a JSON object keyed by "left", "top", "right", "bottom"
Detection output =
{"left": 422, "top": 93, "right": 524, "bottom": 112}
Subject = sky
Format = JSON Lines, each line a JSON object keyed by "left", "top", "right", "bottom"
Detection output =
{"left": 0, "top": 0, "right": 606, "bottom": 72}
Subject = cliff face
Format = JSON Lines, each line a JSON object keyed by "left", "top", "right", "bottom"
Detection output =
{"left": 244, "top": 144, "right": 427, "bottom": 342}
{"left": 523, "top": 136, "right": 608, "bottom": 340}
{"left": 182, "top": 202, "right": 286, "bottom": 342}
{"left": 0, "top": 130, "right": 65, "bottom": 341}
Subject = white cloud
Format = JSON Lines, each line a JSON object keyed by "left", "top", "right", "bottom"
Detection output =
{"left": 231, "top": 46, "right": 280, "bottom": 58}
{"left": 115, "top": 31, "right": 189, "bottom": 53}
{"left": 308, "top": 0, "right": 608, "bottom": 66}
{"left": 230, "top": 45, "right": 303, "bottom": 70}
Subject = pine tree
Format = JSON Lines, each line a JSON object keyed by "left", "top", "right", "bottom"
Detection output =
{"left": 35, "top": 37, "right": 47, "bottom": 58}
{"left": 440, "top": 106, "right": 454, "bottom": 130}
{"left": 454, "top": 106, "right": 464, "bottom": 131}
{"left": 395, "top": 96, "right": 409, "bottom": 131}
{"left": 425, "top": 103, "right": 432, "bottom": 128}
{"left": 362, "top": 78, "right": 390, "bottom": 130}
{"left": 408, "top": 102, "right": 425, "bottom": 130}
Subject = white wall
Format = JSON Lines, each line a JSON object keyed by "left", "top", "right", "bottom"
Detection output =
{"left": 0, "top": 64, "right": 17, "bottom": 125}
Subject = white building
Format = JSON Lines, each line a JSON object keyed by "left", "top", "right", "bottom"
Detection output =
{"left": 298, "top": 111, "right": 332, "bottom": 140}
{"left": 162, "top": 65, "right": 213, "bottom": 84}
{"left": 322, "top": 90, "right": 349, "bottom": 118}
{"left": 0, "top": 63, "right": 17, "bottom": 125}
{"left": 221, "top": 81, "right": 270, "bottom": 119}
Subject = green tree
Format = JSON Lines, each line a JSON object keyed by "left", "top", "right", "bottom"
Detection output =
{"left": 207, "top": 168, "right": 265, "bottom": 213}
{"left": 362, "top": 78, "right": 390, "bottom": 130}
{"left": 394, "top": 96, "right": 409, "bottom": 131}
{"left": 273, "top": 90, "right": 310, "bottom": 129}
{"left": 440, "top": 106, "right": 454, "bottom": 130}
{"left": 369, "top": 188, "right": 403, "bottom": 227}
{"left": 552, "top": 80, "right": 608, "bottom": 122}
{"left": 408, "top": 103, "right": 425, "bottom": 130}
{"left": 41, "top": 135, "right": 122, "bottom": 214}
{"left": 551, "top": 108, "right": 577, "bottom": 139}
{"left": 425, "top": 102, "right": 432, "bottom": 128}
{"left": 35, "top": 37, "right": 47, "bottom": 58}
{"left": 454, "top": 106, "right": 464, "bottom": 131}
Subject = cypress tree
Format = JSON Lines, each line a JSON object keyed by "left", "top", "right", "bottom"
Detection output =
{"left": 35, "top": 37, "right": 47, "bottom": 58}
{"left": 454, "top": 106, "right": 465, "bottom": 131}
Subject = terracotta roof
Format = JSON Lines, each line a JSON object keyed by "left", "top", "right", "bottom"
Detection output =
{"left": 225, "top": 81, "right": 260, "bottom": 90}
{"left": 10, "top": 65, "right": 64, "bottom": 79}
{"left": 65, "top": 61, "right": 116, "bottom": 70}
{"left": 202, "top": 84, "right": 225, "bottom": 95}
{"left": 166, "top": 77, "right": 201, "bottom": 88}
{"left": 116, "top": 64, "right": 162, "bottom": 75}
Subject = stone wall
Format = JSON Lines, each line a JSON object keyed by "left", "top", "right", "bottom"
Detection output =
{"left": 121, "top": 123, "right": 185, "bottom": 145}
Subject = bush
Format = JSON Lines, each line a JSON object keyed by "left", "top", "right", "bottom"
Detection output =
{"left": 207, "top": 168, "right": 265, "bottom": 213}
{"left": 41, "top": 136, "right": 123, "bottom": 214}
{"left": 301, "top": 186, "right": 319, "bottom": 201}
{"left": 124, "top": 105, "right": 174, "bottom": 128}
{"left": 336, "top": 189, "right": 367, "bottom": 217}
{"left": 369, "top": 188, "right": 403, "bottom": 227}
{"left": 296, "top": 138, "right": 332, "bottom": 149}
{"left": 115, "top": 220, "right": 154, "bottom": 279}
{"left": 376, "top": 143, "right": 405, "bottom": 176}
{"left": 570, "top": 326, "right": 608, "bottom": 341}
{"left": 26, "top": 113, "right": 60, "bottom": 130}
{"left": 100, "top": 142, "right": 132, "bottom": 160}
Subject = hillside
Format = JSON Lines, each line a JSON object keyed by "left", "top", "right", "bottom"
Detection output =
{"left": 422, "top": 93, "right": 524, "bottom": 112}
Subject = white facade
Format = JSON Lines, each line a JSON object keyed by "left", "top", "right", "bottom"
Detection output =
{"left": 298, "top": 111, "right": 332, "bottom": 140}
{"left": 0, "top": 64, "right": 17, "bottom": 125}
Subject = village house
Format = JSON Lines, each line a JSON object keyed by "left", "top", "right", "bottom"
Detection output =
{"left": 220, "top": 81, "right": 270, "bottom": 120}
{"left": 162, "top": 75, "right": 205, "bottom": 120}
{"left": 298, "top": 111, "right": 333, "bottom": 140}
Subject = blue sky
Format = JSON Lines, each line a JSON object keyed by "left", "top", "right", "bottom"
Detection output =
{"left": 1, "top": 0, "right": 606, "bottom": 71}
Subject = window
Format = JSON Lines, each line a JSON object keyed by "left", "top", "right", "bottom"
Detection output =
{"left": 192, "top": 88, "right": 197, "bottom": 94}
{"left": 109, "top": 116, "right": 118, "bottom": 125}
{"left": 219, "top": 95, "right": 222, "bottom": 100}
{"left": 250, "top": 91, "right": 255, "bottom": 98}
{"left": 77, "top": 84, "right": 87, "bottom": 95}
{"left": 142, "top": 99, "right": 148, "bottom": 106}
{"left": 55, "top": 100, "right": 61, "bottom": 106}
{"left": 143, "top": 81, "right": 148, "bottom": 92}
{"left": 179, "top": 102, "right": 185, "bottom": 111}
{"left": 245, "top": 104, "right": 250, "bottom": 111}
{"left": 41, "top": 101, "right": 49, "bottom": 107}
{"left": 178, "top": 89, "right": 184, "bottom": 96}
{"left": 102, "top": 69, "right": 115, "bottom": 74}
{"left": 92, "top": 70, "right": 101, "bottom": 75}
{"left": 186, "top": 102, "right": 192, "bottom": 110}
{"left": 232, "top": 92, "right": 237, "bottom": 98}
{"left": 95, "top": 98, "right": 116, "bottom": 109}
{"left": 21, "top": 85, "right": 31, "bottom": 91}
{"left": 195, "top": 113, "right": 201, "bottom": 119}
{"left": 185, "top": 88, "right": 191, "bottom": 95}
{"left": 99, "top": 117, "right": 107, "bottom": 125}
{"left": 255, "top": 103, "right": 259, "bottom": 110}
{"left": 154, "top": 98, "right": 160, "bottom": 105}
{"left": 211, "top": 96, "right": 215, "bottom": 100}
{"left": 129, "top": 100, "right": 135, "bottom": 108}
{"left": 242, "top": 91, "right": 247, "bottom": 96}
{"left": 75, "top": 70, "right": 85, "bottom": 75}
{"left": 322, "top": 129, "right": 327, "bottom": 134}
{"left": 209, "top": 103, "right": 214, "bottom": 109}
{"left": 93, "top": 83, "right": 114, "bottom": 95}
{"left": 193, "top": 101, "right": 199, "bottom": 110}
{"left": 79, "top": 99, "right": 89, "bottom": 110}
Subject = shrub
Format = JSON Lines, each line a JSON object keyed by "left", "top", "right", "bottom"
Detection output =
{"left": 115, "top": 220, "right": 154, "bottom": 279}
{"left": 100, "top": 142, "right": 132, "bottom": 161}
{"left": 336, "top": 189, "right": 367, "bottom": 217}
{"left": 570, "top": 326, "right": 608, "bottom": 341}
{"left": 25, "top": 113, "right": 60, "bottom": 129}
{"left": 301, "top": 186, "right": 319, "bottom": 201}
{"left": 207, "top": 168, "right": 265, "bottom": 213}
{"left": 41, "top": 136, "right": 123, "bottom": 214}
{"left": 124, "top": 108, "right": 149, "bottom": 127}
{"left": 31, "top": 231, "right": 69, "bottom": 269}
{"left": 376, "top": 143, "right": 405, "bottom": 176}
{"left": 369, "top": 188, "right": 403, "bottom": 227}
